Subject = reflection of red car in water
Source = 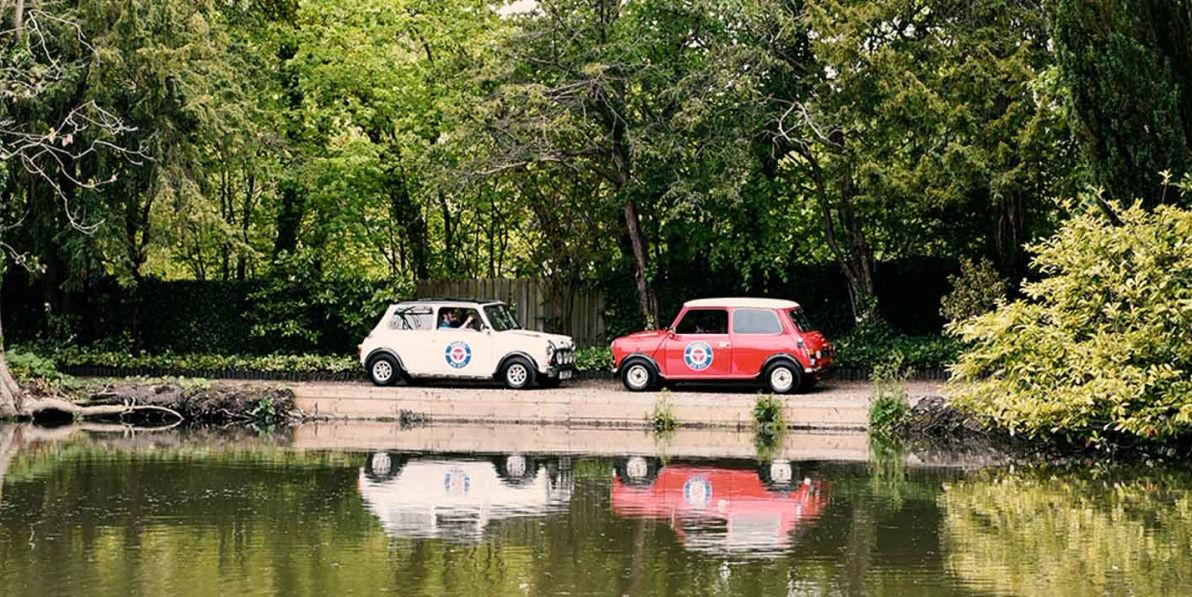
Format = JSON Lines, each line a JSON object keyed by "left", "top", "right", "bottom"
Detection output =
{"left": 611, "top": 461, "right": 829, "bottom": 556}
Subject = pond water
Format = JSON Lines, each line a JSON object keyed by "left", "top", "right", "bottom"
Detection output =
{"left": 0, "top": 425, "right": 1190, "bottom": 596}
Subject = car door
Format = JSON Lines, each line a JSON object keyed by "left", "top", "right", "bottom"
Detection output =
{"left": 428, "top": 306, "right": 493, "bottom": 377}
{"left": 384, "top": 306, "right": 436, "bottom": 374}
{"left": 729, "top": 307, "right": 786, "bottom": 376}
{"left": 661, "top": 308, "right": 734, "bottom": 378}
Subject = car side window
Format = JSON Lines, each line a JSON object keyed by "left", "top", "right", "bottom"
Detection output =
{"left": 674, "top": 309, "right": 728, "bottom": 334}
{"left": 390, "top": 307, "right": 433, "bottom": 331}
{"left": 732, "top": 308, "right": 783, "bottom": 334}
{"left": 437, "top": 307, "right": 483, "bottom": 331}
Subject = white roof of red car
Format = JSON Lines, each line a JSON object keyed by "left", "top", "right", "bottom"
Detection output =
{"left": 683, "top": 297, "right": 801, "bottom": 309}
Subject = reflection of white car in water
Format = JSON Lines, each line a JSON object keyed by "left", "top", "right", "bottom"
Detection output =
{"left": 358, "top": 299, "right": 577, "bottom": 389}
{"left": 358, "top": 452, "right": 573, "bottom": 541}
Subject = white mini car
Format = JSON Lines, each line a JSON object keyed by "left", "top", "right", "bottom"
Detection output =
{"left": 359, "top": 299, "right": 577, "bottom": 389}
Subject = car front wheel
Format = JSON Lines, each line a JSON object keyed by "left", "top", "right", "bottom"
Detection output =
{"left": 764, "top": 361, "right": 802, "bottom": 394}
{"left": 501, "top": 357, "right": 536, "bottom": 390}
{"left": 620, "top": 361, "right": 657, "bottom": 392}
{"left": 367, "top": 354, "right": 401, "bottom": 386}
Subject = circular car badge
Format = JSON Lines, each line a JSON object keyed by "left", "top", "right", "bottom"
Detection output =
{"left": 443, "top": 468, "right": 471, "bottom": 495}
{"left": 684, "top": 341, "right": 714, "bottom": 371}
{"left": 683, "top": 476, "right": 713, "bottom": 508}
{"left": 444, "top": 341, "right": 472, "bottom": 368}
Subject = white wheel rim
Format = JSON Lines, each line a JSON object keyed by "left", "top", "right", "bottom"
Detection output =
{"left": 505, "top": 455, "right": 527, "bottom": 477}
{"left": 770, "top": 367, "right": 794, "bottom": 392}
{"left": 769, "top": 461, "right": 793, "bottom": 484}
{"left": 372, "top": 360, "right": 393, "bottom": 382}
{"left": 507, "top": 364, "right": 528, "bottom": 386}
{"left": 626, "top": 365, "right": 649, "bottom": 389}
{"left": 626, "top": 456, "right": 648, "bottom": 479}
{"left": 370, "top": 453, "right": 392, "bottom": 477}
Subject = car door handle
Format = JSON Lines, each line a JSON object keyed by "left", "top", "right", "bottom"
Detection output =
{"left": 718, "top": 341, "right": 731, "bottom": 348}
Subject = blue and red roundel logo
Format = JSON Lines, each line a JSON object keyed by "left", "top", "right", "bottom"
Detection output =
{"left": 684, "top": 341, "right": 714, "bottom": 371}
{"left": 444, "top": 341, "right": 472, "bottom": 368}
{"left": 683, "top": 476, "right": 713, "bottom": 508}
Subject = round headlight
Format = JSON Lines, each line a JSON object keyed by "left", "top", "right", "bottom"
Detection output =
{"left": 546, "top": 341, "right": 557, "bottom": 358}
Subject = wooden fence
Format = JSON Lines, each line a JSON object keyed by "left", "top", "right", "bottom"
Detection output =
{"left": 415, "top": 278, "right": 606, "bottom": 346}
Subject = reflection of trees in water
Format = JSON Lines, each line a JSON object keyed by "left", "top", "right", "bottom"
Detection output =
{"left": 942, "top": 471, "right": 1192, "bottom": 595}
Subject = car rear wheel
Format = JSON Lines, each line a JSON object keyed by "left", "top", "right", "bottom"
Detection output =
{"left": 620, "top": 361, "right": 657, "bottom": 392}
{"left": 502, "top": 357, "right": 536, "bottom": 390}
{"left": 764, "top": 361, "right": 802, "bottom": 394}
{"left": 367, "top": 354, "right": 401, "bottom": 386}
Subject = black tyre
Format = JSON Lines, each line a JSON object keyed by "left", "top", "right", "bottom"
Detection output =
{"left": 493, "top": 454, "right": 540, "bottom": 486}
{"left": 620, "top": 360, "right": 658, "bottom": 392}
{"left": 367, "top": 353, "right": 401, "bottom": 386}
{"left": 614, "top": 456, "right": 663, "bottom": 487}
{"left": 758, "top": 459, "right": 798, "bottom": 493}
{"left": 763, "top": 360, "right": 802, "bottom": 394}
{"left": 363, "top": 451, "right": 405, "bottom": 483}
{"left": 501, "top": 357, "right": 536, "bottom": 390}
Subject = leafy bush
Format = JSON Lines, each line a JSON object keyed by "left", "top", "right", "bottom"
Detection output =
{"left": 949, "top": 203, "right": 1192, "bottom": 443}
{"left": 940, "top": 258, "right": 1009, "bottom": 324}
{"left": 6, "top": 348, "right": 63, "bottom": 383}
{"left": 833, "top": 326, "right": 961, "bottom": 370}
{"left": 246, "top": 251, "right": 410, "bottom": 353}
{"left": 33, "top": 346, "right": 359, "bottom": 376}
{"left": 575, "top": 346, "right": 613, "bottom": 372}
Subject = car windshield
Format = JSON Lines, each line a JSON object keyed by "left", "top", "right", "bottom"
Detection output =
{"left": 483, "top": 304, "right": 521, "bottom": 332}
{"left": 787, "top": 308, "right": 814, "bottom": 332}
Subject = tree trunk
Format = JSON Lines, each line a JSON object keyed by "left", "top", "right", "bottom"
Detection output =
{"left": 0, "top": 299, "right": 24, "bottom": 420}
{"left": 994, "top": 191, "right": 1027, "bottom": 285}
{"left": 13, "top": 0, "right": 24, "bottom": 40}
{"left": 623, "top": 199, "right": 658, "bottom": 327}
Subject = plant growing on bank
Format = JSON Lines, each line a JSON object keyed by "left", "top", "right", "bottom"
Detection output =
{"left": 651, "top": 391, "right": 677, "bottom": 434}
{"left": 752, "top": 394, "right": 787, "bottom": 459}
{"left": 752, "top": 393, "right": 786, "bottom": 433}
{"left": 949, "top": 203, "right": 1192, "bottom": 444}
{"left": 869, "top": 355, "right": 910, "bottom": 435}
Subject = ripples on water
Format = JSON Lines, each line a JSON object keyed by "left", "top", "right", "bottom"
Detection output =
{"left": 0, "top": 426, "right": 1190, "bottom": 596}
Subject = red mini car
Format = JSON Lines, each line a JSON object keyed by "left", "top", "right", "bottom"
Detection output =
{"left": 610, "top": 298, "right": 834, "bottom": 393}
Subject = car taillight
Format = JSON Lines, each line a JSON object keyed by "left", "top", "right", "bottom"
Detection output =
{"left": 357, "top": 344, "right": 363, "bottom": 357}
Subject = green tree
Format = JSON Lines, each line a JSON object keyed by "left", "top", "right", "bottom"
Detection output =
{"left": 1050, "top": 0, "right": 1192, "bottom": 207}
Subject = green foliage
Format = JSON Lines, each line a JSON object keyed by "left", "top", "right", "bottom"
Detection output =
{"left": 33, "top": 346, "right": 358, "bottom": 377}
{"left": 246, "top": 251, "right": 410, "bottom": 352}
{"left": 752, "top": 393, "right": 786, "bottom": 430}
{"left": 575, "top": 347, "right": 613, "bottom": 373}
{"left": 650, "top": 392, "right": 677, "bottom": 435}
{"left": 949, "top": 203, "right": 1192, "bottom": 442}
{"left": 869, "top": 354, "right": 911, "bottom": 435}
{"left": 834, "top": 327, "right": 962, "bottom": 370}
{"left": 752, "top": 393, "right": 787, "bottom": 457}
{"left": 6, "top": 349, "right": 63, "bottom": 383}
{"left": 940, "top": 258, "right": 1009, "bottom": 325}
{"left": 1050, "top": 0, "right": 1192, "bottom": 207}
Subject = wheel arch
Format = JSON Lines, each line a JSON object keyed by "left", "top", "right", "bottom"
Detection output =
{"left": 759, "top": 353, "right": 804, "bottom": 378}
{"left": 366, "top": 348, "right": 406, "bottom": 371}
{"left": 495, "top": 351, "right": 540, "bottom": 378}
{"left": 619, "top": 353, "right": 663, "bottom": 378}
